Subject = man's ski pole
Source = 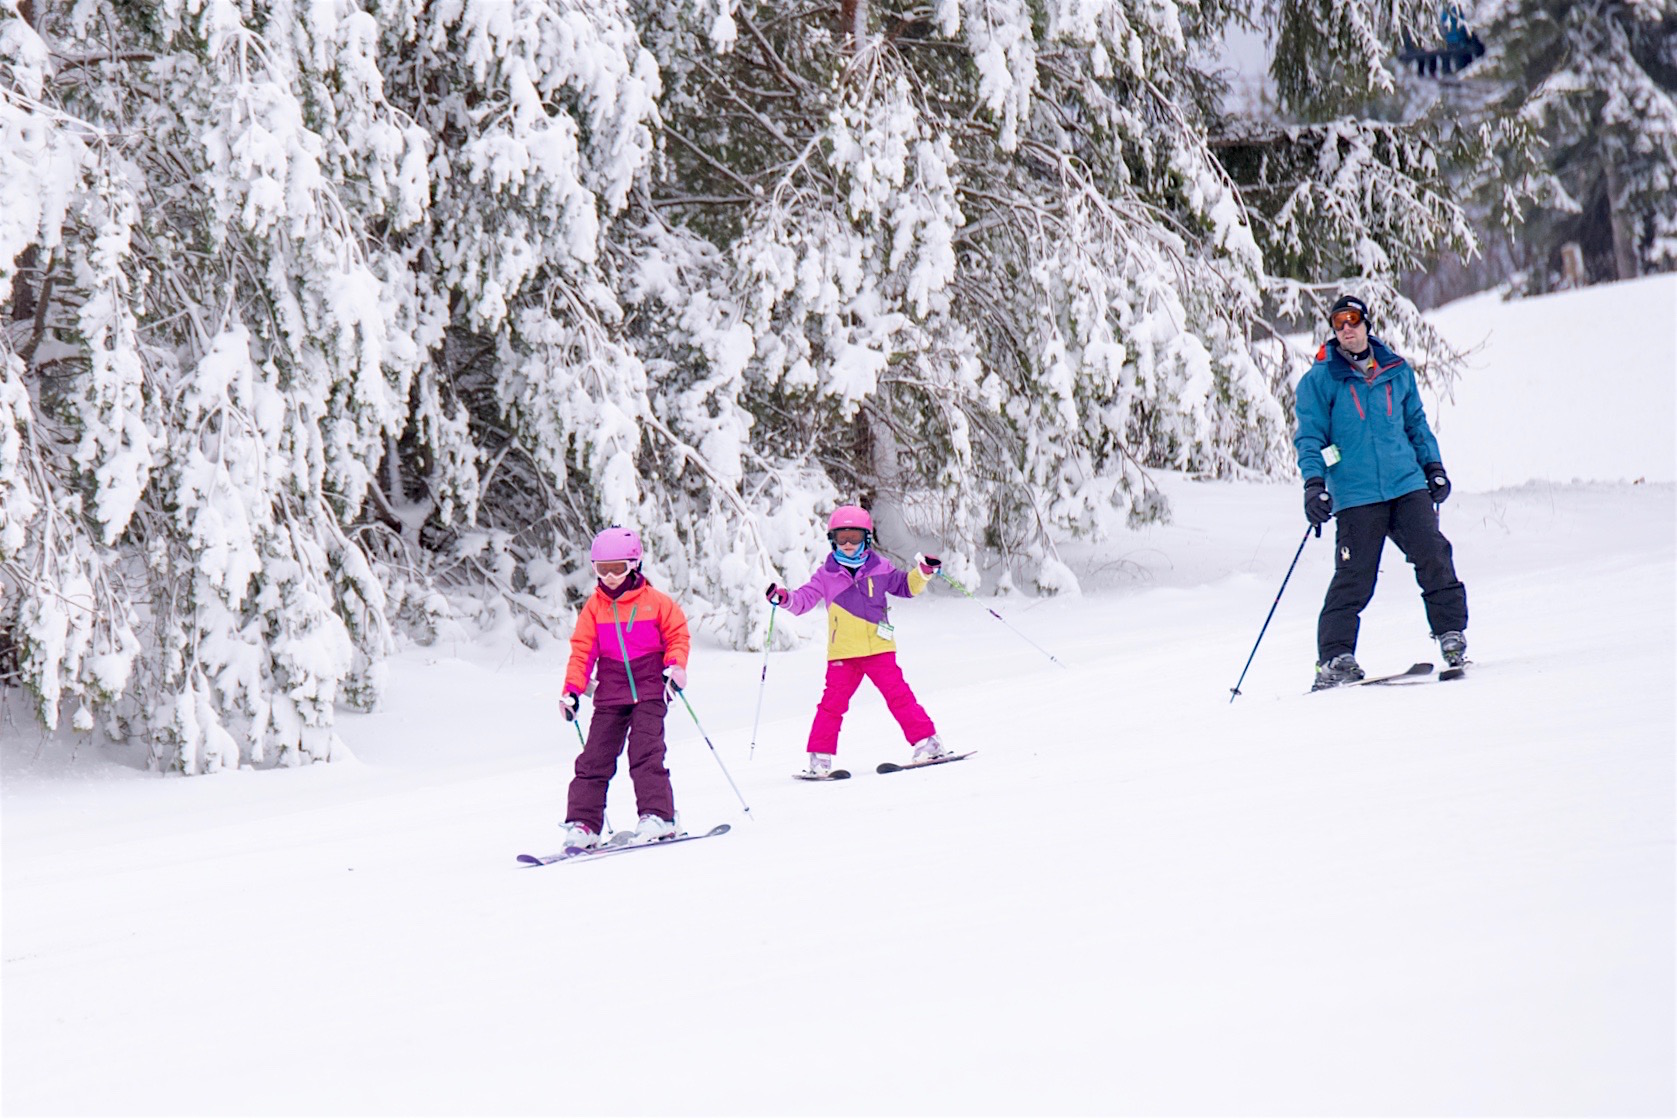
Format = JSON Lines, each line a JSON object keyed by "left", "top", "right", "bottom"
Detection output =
{"left": 747, "top": 604, "right": 777, "bottom": 761}
{"left": 674, "top": 690, "right": 754, "bottom": 820}
{"left": 1228, "top": 524, "right": 1318, "bottom": 703}
{"left": 936, "top": 570, "right": 1069, "bottom": 669}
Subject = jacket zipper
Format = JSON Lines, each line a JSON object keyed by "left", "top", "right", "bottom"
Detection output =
{"left": 610, "top": 600, "right": 639, "bottom": 703}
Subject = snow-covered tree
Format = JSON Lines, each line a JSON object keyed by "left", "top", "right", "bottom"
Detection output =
{"left": 1477, "top": 0, "right": 1677, "bottom": 285}
{"left": 1, "top": 0, "right": 1533, "bottom": 767}
{"left": 641, "top": 0, "right": 1491, "bottom": 585}
{"left": 0, "top": 1, "right": 440, "bottom": 770}
{"left": 1214, "top": 1, "right": 1511, "bottom": 384}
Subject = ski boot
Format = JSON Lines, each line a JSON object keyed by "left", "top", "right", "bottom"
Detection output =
{"left": 1312, "top": 653, "right": 1365, "bottom": 690}
{"left": 1436, "top": 630, "right": 1467, "bottom": 669}
{"left": 631, "top": 814, "right": 679, "bottom": 844}
{"left": 559, "top": 821, "right": 600, "bottom": 851}
{"left": 910, "top": 734, "right": 951, "bottom": 763}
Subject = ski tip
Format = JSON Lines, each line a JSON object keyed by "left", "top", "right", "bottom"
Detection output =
{"left": 516, "top": 854, "right": 544, "bottom": 865}
{"left": 875, "top": 762, "right": 903, "bottom": 774}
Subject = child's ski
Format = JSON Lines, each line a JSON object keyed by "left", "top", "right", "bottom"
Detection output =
{"left": 876, "top": 751, "right": 976, "bottom": 775}
{"left": 517, "top": 824, "right": 730, "bottom": 866}
{"left": 793, "top": 769, "right": 851, "bottom": 781}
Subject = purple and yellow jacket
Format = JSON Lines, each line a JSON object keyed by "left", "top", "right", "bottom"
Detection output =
{"left": 782, "top": 552, "right": 930, "bottom": 661}
{"left": 564, "top": 577, "right": 690, "bottom": 706}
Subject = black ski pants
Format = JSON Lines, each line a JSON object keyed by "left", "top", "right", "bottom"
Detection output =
{"left": 1318, "top": 489, "right": 1467, "bottom": 662}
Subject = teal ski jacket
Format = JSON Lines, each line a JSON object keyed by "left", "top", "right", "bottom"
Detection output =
{"left": 1294, "top": 336, "right": 1442, "bottom": 512}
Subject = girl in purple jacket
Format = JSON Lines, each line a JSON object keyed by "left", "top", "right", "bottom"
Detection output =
{"left": 766, "top": 506, "right": 950, "bottom": 777}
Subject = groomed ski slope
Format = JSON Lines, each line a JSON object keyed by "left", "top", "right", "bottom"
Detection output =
{"left": 3, "top": 276, "right": 1673, "bottom": 1116}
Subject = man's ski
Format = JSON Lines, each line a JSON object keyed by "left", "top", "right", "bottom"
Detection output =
{"left": 517, "top": 823, "right": 731, "bottom": 866}
{"left": 1357, "top": 661, "right": 1435, "bottom": 686}
{"left": 1311, "top": 662, "right": 1433, "bottom": 692}
{"left": 793, "top": 768, "right": 851, "bottom": 781}
{"left": 876, "top": 751, "right": 976, "bottom": 775}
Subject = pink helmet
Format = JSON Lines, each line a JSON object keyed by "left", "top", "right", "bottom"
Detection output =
{"left": 827, "top": 505, "right": 873, "bottom": 532}
{"left": 589, "top": 526, "right": 643, "bottom": 563}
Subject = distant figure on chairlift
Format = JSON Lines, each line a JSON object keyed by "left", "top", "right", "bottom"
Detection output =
{"left": 1398, "top": 3, "right": 1486, "bottom": 79}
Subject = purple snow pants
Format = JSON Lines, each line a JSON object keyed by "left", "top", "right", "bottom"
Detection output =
{"left": 806, "top": 652, "right": 935, "bottom": 756}
{"left": 566, "top": 697, "right": 675, "bottom": 831}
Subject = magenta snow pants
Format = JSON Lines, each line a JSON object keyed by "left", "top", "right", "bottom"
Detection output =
{"left": 806, "top": 652, "right": 935, "bottom": 756}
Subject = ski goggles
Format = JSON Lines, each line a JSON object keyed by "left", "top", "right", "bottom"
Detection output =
{"left": 593, "top": 560, "right": 635, "bottom": 577}
{"left": 830, "top": 528, "right": 867, "bottom": 547}
{"left": 1330, "top": 307, "right": 1365, "bottom": 330}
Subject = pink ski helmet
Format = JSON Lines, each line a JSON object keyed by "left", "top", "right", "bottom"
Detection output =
{"left": 827, "top": 505, "right": 873, "bottom": 533}
{"left": 589, "top": 526, "right": 643, "bottom": 564}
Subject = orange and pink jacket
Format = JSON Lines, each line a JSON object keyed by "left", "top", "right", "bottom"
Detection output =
{"left": 564, "top": 578, "right": 690, "bottom": 705}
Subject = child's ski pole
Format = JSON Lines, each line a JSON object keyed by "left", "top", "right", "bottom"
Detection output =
{"left": 747, "top": 604, "right": 777, "bottom": 761}
{"left": 674, "top": 690, "right": 754, "bottom": 820}
{"left": 936, "top": 570, "right": 1069, "bottom": 669}
{"left": 1228, "top": 524, "right": 1318, "bottom": 703}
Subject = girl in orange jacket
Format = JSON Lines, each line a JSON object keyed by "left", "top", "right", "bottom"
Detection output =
{"left": 557, "top": 527, "right": 690, "bottom": 849}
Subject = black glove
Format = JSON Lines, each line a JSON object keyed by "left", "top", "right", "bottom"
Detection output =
{"left": 765, "top": 584, "right": 790, "bottom": 607}
{"left": 1424, "top": 462, "right": 1451, "bottom": 505}
{"left": 1303, "top": 477, "right": 1334, "bottom": 527}
{"left": 560, "top": 693, "right": 580, "bottom": 722}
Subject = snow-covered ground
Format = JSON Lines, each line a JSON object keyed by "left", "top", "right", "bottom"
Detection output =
{"left": 4, "top": 277, "right": 1674, "bottom": 1116}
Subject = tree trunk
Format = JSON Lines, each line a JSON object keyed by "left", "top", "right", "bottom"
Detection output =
{"left": 1601, "top": 142, "right": 1639, "bottom": 281}
{"left": 864, "top": 400, "right": 904, "bottom": 552}
{"left": 9, "top": 245, "right": 37, "bottom": 323}
{"left": 841, "top": 0, "right": 867, "bottom": 48}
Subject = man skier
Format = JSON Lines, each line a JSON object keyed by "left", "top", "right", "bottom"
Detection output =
{"left": 1294, "top": 294, "right": 1469, "bottom": 688}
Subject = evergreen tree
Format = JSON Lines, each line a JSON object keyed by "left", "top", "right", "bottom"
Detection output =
{"left": 1478, "top": 0, "right": 1677, "bottom": 287}
{"left": 1219, "top": 1, "right": 1495, "bottom": 378}
{"left": 644, "top": 0, "right": 1485, "bottom": 583}
{"left": 0, "top": 1, "right": 438, "bottom": 769}
{"left": 1, "top": 0, "right": 1531, "bottom": 765}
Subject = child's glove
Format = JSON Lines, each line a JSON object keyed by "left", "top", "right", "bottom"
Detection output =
{"left": 915, "top": 553, "right": 942, "bottom": 575}
{"left": 663, "top": 664, "right": 686, "bottom": 700}
{"left": 560, "top": 692, "right": 580, "bottom": 722}
{"left": 765, "top": 584, "right": 790, "bottom": 607}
